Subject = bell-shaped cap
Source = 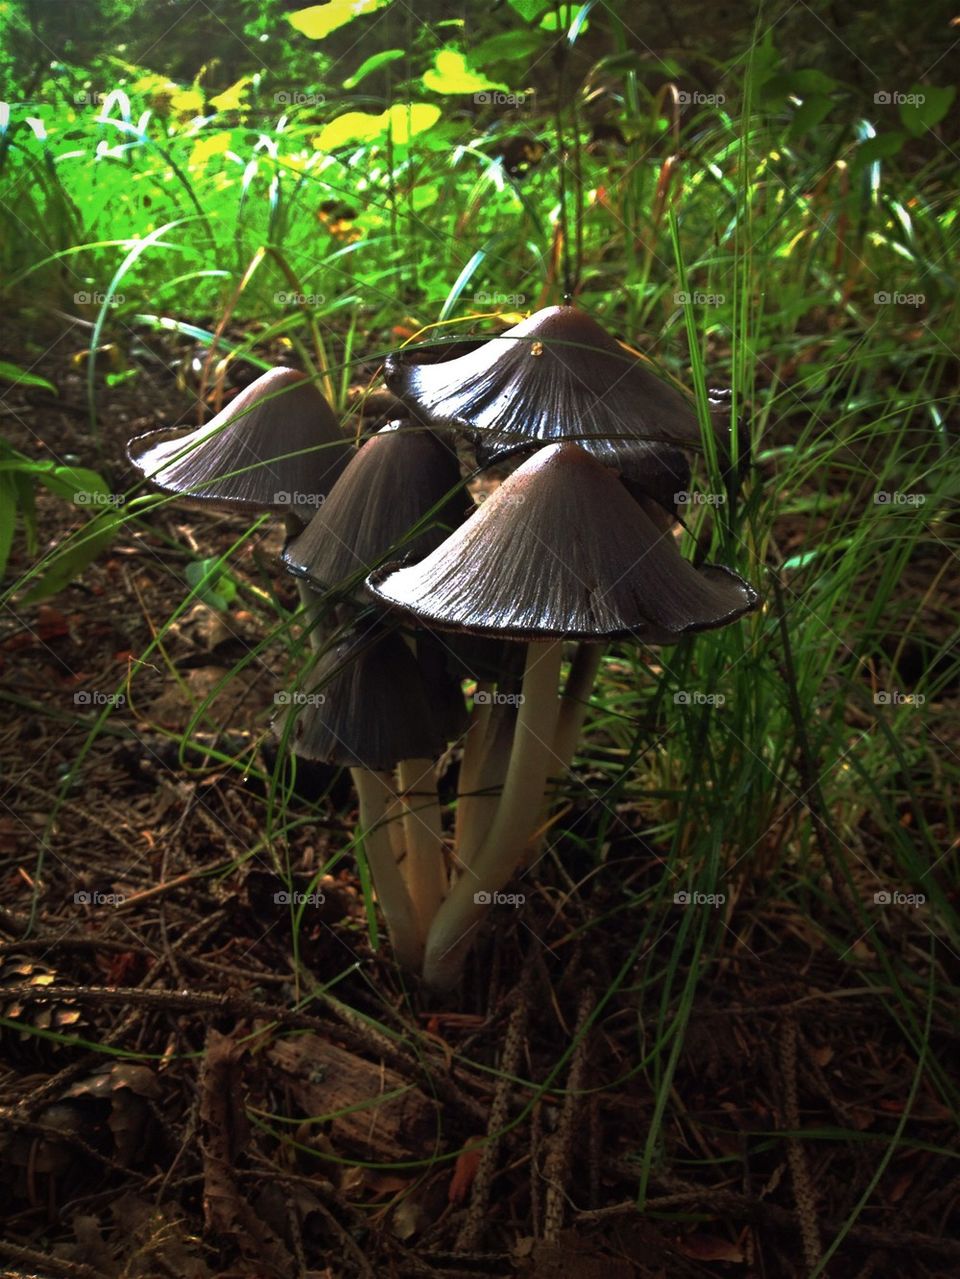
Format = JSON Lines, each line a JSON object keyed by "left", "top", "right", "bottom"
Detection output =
{"left": 275, "top": 627, "right": 458, "bottom": 769}
{"left": 367, "top": 443, "right": 758, "bottom": 641}
{"left": 282, "top": 422, "right": 465, "bottom": 593}
{"left": 127, "top": 368, "right": 352, "bottom": 520}
{"left": 385, "top": 305, "right": 701, "bottom": 464}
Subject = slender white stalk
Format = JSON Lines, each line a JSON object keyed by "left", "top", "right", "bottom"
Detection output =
{"left": 384, "top": 774, "right": 407, "bottom": 864}
{"left": 454, "top": 701, "right": 516, "bottom": 873}
{"left": 352, "top": 768, "right": 422, "bottom": 970}
{"left": 397, "top": 757, "right": 446, "bottom": 938}
{"left": 423, "top": 641, "right": 563, "bottom": 990}
{"left": 453, "top": 681, "right": 494, "bottom": 856}
{"left": 553, "top": 643, "right": 604, "bottom": 773}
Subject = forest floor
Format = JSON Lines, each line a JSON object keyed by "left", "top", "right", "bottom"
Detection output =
{"left": 0, "top": 319, "right": 958, "bottom": 1279}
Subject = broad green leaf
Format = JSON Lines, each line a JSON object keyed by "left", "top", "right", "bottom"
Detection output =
{"left": 189, "top": 130, "right": 233, "bottom": 168}
{"left": 899, "top": 84, "right": 956, "bottom": 136}
{"left": 508, "top": 0, "right": 550, "bottom": 19}
{"left": 473, "top": 31, "right": 542, "bottom": 63}
{"left": 186, "top": 558, "right": 238, "bottom": 611}
{"left": 385, "top": 102, "right": 440, "bottom": 144}
{"left": 0, "top": 474, "right": 15, "bottom": 579}
{"left": 760, "top": 69, "right": 837, "bottom": 103}
{"left": 343, "top": 49, "right": 405, "bottom": 89}
{"left": 788, "top": 95, "right": 834, "bottom": 140}
{"left": 540, "top": 4, "right": 590, "bottom": 35}
{"left": 36, "top": 465, "right": 112, "bottom": 504}
{"left": 853, "top": 132, "right": 906, "bottom": 169}
{"left": 288, "top": 0, "right": 390, "bottom": 40}
{"left": 422, "top": 49, "right": 506, "bottom": 95}
{"left": 22, "top": 508, "right": 123, "bottom": 603}
{"left": 0, "top": 360, "right": 57, "bottom": 393}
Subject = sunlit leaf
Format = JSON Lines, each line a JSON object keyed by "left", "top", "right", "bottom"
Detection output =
{"left": 343, "top": 49, "right": 405, "bottom": 89}
{"left": 540, "top": 4, "right": 590, "bottom": 35}
{"left": 288, "top": 0, "right": 390, "bottom": 40}
{"left": 507, "top": 0, "right": 550, "bottom": 19}
{"left": 209, "top": 77, "right": 252, "bottom": 112}
{"left": 189, "top": 130, "right": 234, "bottom": 168}
{"left": 169, "top": 86, "right": 205, "bottom": 114}
{"left": 422, "top": 49, "right": 506, "bottom": 95}
{"left": 384, "top": 102, "right": 440, "bottom": 144}
{"left": 186, "top": 558, "right": 238, "bottom": 611}
{"left": 313, "top": 103, "right": 439, "bottom": 149}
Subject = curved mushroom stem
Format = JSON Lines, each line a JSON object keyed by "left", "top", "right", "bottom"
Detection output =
{"left": 453, "top": 700, "right": 516, "bottom": 873}
{"left": 453, "top": 681, "right": 494, "bottom": 857}
{"left": 397, "top": 757, "right": 447, "bottom": 939}
{"left": 351, "top": 767, "right": 423, "bottom": 970}
{"left": 553, "top": 643, "right": 605, "bottom": 773}
{"left": 422, "top": 640, "right": 563, "bottom": 991}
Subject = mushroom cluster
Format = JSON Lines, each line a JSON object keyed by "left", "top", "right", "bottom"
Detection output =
{"left": 127, "top": 306, "right": 758, "bottom": 991}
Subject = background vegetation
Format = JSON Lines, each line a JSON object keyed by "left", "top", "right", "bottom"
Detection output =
{"left": 0, "top": 1, "right": 957, "bottom": 1275}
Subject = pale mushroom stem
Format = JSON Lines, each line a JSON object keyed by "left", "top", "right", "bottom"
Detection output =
{"left": 453, "top": 700, "right": 516, "bottom": 873}
{"left": 452, "top": 680, "right": 494, "bottom": 858}
{"left": 351, "top": 767, "right": 423, "bottom": 970}
{"left": 554, "top": 643, "right": 605, "bottom": 772}
{"left": 397, "top": 757, "right": 447, "bottom": 939}
{"left": 422, "top": 640, "right": 563, "bottom": 990}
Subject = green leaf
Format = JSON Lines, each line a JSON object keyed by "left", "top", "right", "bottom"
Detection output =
{"left": 0, "top": 360, "right": 57, "bottom": 394}
{"left": 36, "top": 465, "right": 112, "bottom": 504}
{"left": 0, "top": 474, "right": 16, "bottom": 579}
{"left": 287, "top": 0, "right": 390, "bottom": 40}
{"left": 422, "top": 49, "right": 507, "bottom": 95}
{"left": 473, "top": 31, "right": 542, "bottom": 63}
{"left": 540, "top": 4, "right": 589, "bottom": 34}
{"left": 22, "top": 508, "right": 122, "bottom": 603}
{"left": 760, "top": 69, "right": 837, "bottom": 104}
{"left": 507, "top": 0, "right": 550, "bottom": 19}
{"left": 899, "top": 85, "right": 956, "bottom": 136}
{"left": 342, "top": 49, "right": 405, "bottom": 89}
{"left": 185, "top": 558, "right": 237, "bottom": 611}
{"left": 788, "top": 94, "right": 834, "bottom": 140}
{"left": 853, "top": 132, "right": 906, "bottom": 170}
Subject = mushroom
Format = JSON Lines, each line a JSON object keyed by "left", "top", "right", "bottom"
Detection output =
{"left": 367, "top": 442, "right": 758, "bottom": 988}
{"left": 281, "top": 421, "right": 466, "bottom": 601}
{"left": 127, "top": 366, "right": 355, "bottom": 644}
{"left": 275, "top": 623, "right": 466, "bottom": 965}
{"left": 384, "top": 304, "right": 702, "bottom": 466}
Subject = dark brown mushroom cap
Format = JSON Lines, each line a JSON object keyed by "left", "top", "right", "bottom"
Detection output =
{"left": 127, "top": 368, "right": 353, "bottom": 520}
{"left": 367, "top": 443, "right": 759, "bottom": 641}
{"left": 275, "top": 627, "right": 455, "bottom": 769}
{"left": 384, "top": 305, "right": 701, "bottom": 465}
{"left": 281, "top": 422, "right": 466, "bottom": 593}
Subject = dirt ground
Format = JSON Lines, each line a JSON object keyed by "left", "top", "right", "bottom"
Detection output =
{"left": 1, "top": 323, "right": 958, "bottom": 1278}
